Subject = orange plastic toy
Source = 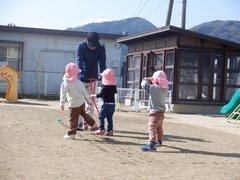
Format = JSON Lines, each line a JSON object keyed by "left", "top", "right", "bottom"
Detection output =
{"left": 0, "top": 65, "right": 20, "bottom": 102}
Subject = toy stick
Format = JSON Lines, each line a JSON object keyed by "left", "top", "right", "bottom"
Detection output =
{"left": 88, "top": 78, "right": 99, "bottom": 114}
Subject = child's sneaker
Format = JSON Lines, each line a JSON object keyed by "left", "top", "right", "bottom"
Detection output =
{"left": 90, "top": 126, "right": 99, "bottom": 131}
{"left": 63, "top": 134, "right": 75, "bottom": 140}
{"left": 155, "top": 140, "right": 162, "bottom": 147}
{"left": 95, "top": 129, "right": 105, "bottom": 135}
{"left": 77, "top": 126, "right": 85, "bottom": 131}
{"left": 140, "top": 143, "right": 156, "bottom": 151}
{"left": 90, "top": 123, "right": 99, "bottom": 131}
{"left": 77, "top": 122, "right": 84, "bottom": 131}
{"left": 105, "top": 131, "right": 113, "bottom": 136}
{"left": 83, "top": 123, "right": 89, "bottom": 130}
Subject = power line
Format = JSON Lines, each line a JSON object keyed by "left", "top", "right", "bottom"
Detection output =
{"left": 146, "top": 0, "right": 168, "bottom": 19}
{"left": 136, "top": 0, "right": 149, "bottom": 17}
{"left": 133, "top": 0, "right": 145, "bottom": 16}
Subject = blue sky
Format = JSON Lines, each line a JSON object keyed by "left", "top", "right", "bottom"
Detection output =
{"left": 0, "top": 0, "right": 239, "bottom": 30}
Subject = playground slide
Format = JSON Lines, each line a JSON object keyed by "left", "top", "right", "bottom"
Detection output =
{"left": 220, "top": 89, "right": 240, "bottom": 115}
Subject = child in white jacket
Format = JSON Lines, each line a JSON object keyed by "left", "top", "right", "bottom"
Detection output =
{"left": 60, "top": 63, "right": 98, "bottom": 139}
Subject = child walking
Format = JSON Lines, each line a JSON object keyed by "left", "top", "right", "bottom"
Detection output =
{"left": 140, "top": 70, "right": 168, "bottom": 151}
{"left": 91, "top": 68, "right": 117, "bottom": 136}
{"left": 60, "top": 63, "right": 98, "bottom": 140}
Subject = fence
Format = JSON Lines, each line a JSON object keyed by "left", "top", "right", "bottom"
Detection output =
{"left": 0, "top": 70, "right": 173, "bottom": 112}
{"left": 15, "top": 70, "right": 123, "bottom": 97}
{"left": 96, "top": 87, "right": 173, "bottom": 113}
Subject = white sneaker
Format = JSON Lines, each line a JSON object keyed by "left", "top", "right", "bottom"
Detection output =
{"left": 77, "top": 126, "right": 85, "bottom": 131}
{"left": 63, "top": 134, "right": 75, "bottom": 140}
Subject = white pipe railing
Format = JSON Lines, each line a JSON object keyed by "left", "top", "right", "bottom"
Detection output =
{"left": 96, "top": 87, "right": 173, "bottom": 113}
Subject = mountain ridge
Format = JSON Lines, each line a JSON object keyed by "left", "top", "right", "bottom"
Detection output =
{"left": 67, "top": 17, "right": 240, "bottom": 44}
{"left": 190, "top": 20, "right": 240, "bottom": 43}
{"left": 67, "top": 17, "right": 157, "bottom": 35}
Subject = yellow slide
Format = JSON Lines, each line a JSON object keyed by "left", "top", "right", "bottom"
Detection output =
{"left": 0, "top": 65, "right": 20, "bottom": 102}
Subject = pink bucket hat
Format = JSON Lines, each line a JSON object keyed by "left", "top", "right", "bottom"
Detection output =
{"left": 63, "top": 63, "right": 81, "bottom": 83}
{"left": 151, "top": 70, "right": 168, "bottom": 89}
{"left": 100, "top": 69, "right": 116, "bottom": 86}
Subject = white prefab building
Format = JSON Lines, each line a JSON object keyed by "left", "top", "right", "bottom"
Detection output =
{"left": 0, "top": 25, "right": 124, "bottom": 97}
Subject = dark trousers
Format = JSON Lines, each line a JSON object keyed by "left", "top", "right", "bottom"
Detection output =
{"left": 98, "top": 103, "right": 115, "bottom": 132}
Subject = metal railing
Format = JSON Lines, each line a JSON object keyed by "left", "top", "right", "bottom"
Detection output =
{"left": 0, "top": 70, "right": 173, "bottom": 112}
{"left": 96, "top": 87, "right": 173, "bottom": 113}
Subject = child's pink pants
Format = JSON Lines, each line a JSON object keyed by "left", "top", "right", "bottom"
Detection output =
{"left": 148, "top": 112, "right": 164, "bottom": 143}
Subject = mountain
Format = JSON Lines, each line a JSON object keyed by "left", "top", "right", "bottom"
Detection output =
{"left": 68, "top": 18, "right": 240, "bottom": 44}
{"left": 190, "top": 20, "right": 240, "bottom": 43}
{"left": 66, "top": 17, "right": 157, "bottom": 35}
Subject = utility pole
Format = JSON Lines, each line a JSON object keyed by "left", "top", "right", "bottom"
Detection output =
{"left": 180, "top": 0, "right": 187, "bottom": 29}
{"left": 165, "top": 0, "right": 174, "bottom": 26}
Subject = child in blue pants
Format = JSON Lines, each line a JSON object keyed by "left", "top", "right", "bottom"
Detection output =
{"left": 91, "top": 68, "right": 117, "bottom": 136}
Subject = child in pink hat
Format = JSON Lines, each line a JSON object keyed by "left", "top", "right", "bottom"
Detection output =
{"left": 60, "top": 63, "right": 98, "bottom": 139}
{"left": 91, "top": 68, "right": 117, "bottom": 136}
{"left": 140, "top": 70, "right": 168, "bottom": 151}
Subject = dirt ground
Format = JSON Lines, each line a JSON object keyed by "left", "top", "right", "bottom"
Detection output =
{"left": 0, "top": 99, "right": 240, "bottom": 180}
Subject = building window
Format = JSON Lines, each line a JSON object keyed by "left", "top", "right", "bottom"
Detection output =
{"left": 211, "top": 54, "right": 223, "bottom": 101}
{"left": 179, "top": 84, "right": 198, "bottom": 99}
{"left": 126, "top": 55, "right": 141, "bottom": 88}
{"left": 177, "top": 51, "right": 224, "bottom": 102}
{"left": 154, "top": 53, "right": 163, "bottom": 69}
{"left": 180, "top": 52, "right": 199, "bottom": 67}
{"left": 178, "top": 51, "right": 199, "bottom": 100}
{"left": 142, "top": 54, "right": 147, "bottom": 80}
{"left": 0, "top": 42, "right": 23, "bottom": 70}
{"left": 165, "top": 51, "right": 174, "bottom": 91}
{"left": 201, "top": 53, "right": 211, "bottom": 100}
{"left": 225, "top": 55, "right": 240, "bottom": 101}
{"left": 227, "top": 72, "right": 240, "bottom": 85}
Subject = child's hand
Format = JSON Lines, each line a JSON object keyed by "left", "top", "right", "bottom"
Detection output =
{"left": 60, "top": 106, "right": 64, "bottom": 111}
{"left": 147, "top": 77, "right": 152, "bottom": 83}
{"left": 90, "top": 94, "right": 96, "bottom": 98}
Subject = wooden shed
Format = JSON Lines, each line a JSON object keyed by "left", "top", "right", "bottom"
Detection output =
{"left": 117, "top": 25, "right": 240, "bottom": 114}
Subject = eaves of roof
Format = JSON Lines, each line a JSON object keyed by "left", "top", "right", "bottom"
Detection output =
{"left": 0, "top": 25, "right": 125, "bottom": 40}
{"left": 117, "top": 25, "right": 240, "bottom": 49}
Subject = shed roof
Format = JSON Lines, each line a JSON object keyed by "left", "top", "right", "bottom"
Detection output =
{"left": 117, "top": 25, "right": 240, "bottom": 49}
{"left": 0, "top": 25, "right": 125, "bottom": 40}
